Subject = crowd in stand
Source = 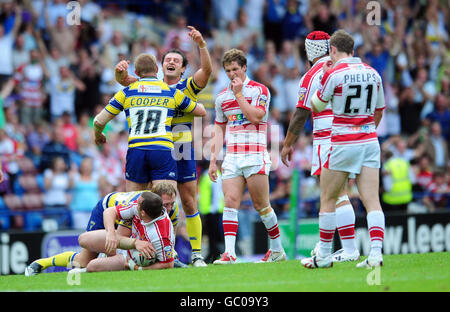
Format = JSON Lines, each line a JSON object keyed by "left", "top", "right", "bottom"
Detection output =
{"left": 0, "top": 0, "right": 448, "bottom": 231}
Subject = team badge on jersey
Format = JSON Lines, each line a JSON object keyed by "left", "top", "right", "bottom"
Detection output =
{"left": 164, "top": 245, "right": 174, "bottom": 260}
{"left": 259, "top": 94, "right": 268, "bottom": 108}
{"left": 298, "top": 87, "right": 307, "bottom": 102}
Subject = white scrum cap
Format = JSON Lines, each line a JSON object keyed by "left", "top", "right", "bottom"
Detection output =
{"left": 305, "top": 31, "right": 330, "bottom": 63}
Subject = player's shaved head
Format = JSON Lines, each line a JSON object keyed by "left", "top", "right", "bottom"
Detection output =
{"left": 134, "top": 53, "right": 158, "bottom": 77}
{"left": 329, "top": 30, "right": 354, "bottom": 55}
{"left": 139, "top": 191, "right": 163, "bottom": 219}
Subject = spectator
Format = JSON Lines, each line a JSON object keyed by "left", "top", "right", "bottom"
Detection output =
{"left": 40, "top": 121, "right": 72, "bottom": 171}
{"left": 44, "top": 11, "right": 76, "bottom": 62}
{"left": 426, "top": 93, "right": 450, "bottom": 141}
{"left": 43, "top": 156, "right": 74, "bottom": 209}
{"left": 281, "top": 0, "right": 306, "bottom": 41}
{"left": 25, "top": 120, "right": 50, "bottom": 168}
{"left": 0, "top": 128, "right": 19, "bottom": 188}
{"left": 70, "top": 157, "right": 101, "bottom": 229}
{"left": 413, "top": 155, "right": 434, "bottom": 193}
{"left": 411, "top": 67, "right": 437, "bottom": 120}
{"left": 60, "top": 112, "right": 79, "bottom": 152}
{"left": 95, "top": 143, "right": 122, "bottom": 189}
{"left": 423, "top": 170, "right": 450, "bottom": 211}
{"left": 0, "top": 3, "right": 21, "bottom": 88}
{"left": 309, "top": 1, "right": 337, "bottom": 36}
{"left": 164, "top": 16, "right": 192, "bottom": 52}
{"left": 383, "top": 135, "right": 416, "bottom": 162}
{"left": 76, "top": 111, "right": 98, "bottom": 159}
{"left": 263, "top": 0, "right": 286, "bottom": 51}
{"left": 381, "top": 151, "right": 415, "bottom": 213}
{"left": 46, "top": 66, "right": 86, "bottom": 121}
{"left": 365, "top": 38, "right": 390, "bottom": 79}
{"left": 13, "top": 49, "right": 48, "bottom": 127}
{"left": 424, "top": 121, "right": 448, "bottom": 170}
{"left": 101, "top": 31, "right": 129, "bottom": 68}
{"left": 74, "top": 49, "right": 101, "bottom": 117}
{"left": 12, "top": 34, "right": 29, "bottom": 70}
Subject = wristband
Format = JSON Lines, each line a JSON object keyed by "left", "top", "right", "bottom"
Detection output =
{"left": 198, "top": 41, "right": 207, "bottom": 49}
{"left": 235, "top": 92, "right": 243, "bottom": 99}
{"left": 138, "top": 266, "right": 143, "bottom": 271}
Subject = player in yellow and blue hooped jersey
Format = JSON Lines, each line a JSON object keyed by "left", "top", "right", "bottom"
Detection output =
{"left": 93, "top": 53, "right": 206, "bottom": 193}
{"left": 114, "top": 26, "right": 212, "bottom": 267}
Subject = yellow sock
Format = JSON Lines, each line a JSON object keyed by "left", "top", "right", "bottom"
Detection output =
{"left": 36, "top": 251, "right": 77, "bottom": 269}
{"left": 186, "top": 212, "right": 202, "bottom": 253}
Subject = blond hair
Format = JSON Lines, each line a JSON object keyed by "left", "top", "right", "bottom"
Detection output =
{"left": 222, "top": 48, "right": 247, "bottom": 68}
{"left": 134, "top": 53, "right": 158, "bottom": 77}
{"left": 151, "top": 181, "right": 177, "bottom": 198}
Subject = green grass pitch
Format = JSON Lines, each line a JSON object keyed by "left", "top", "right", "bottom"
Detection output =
{"left": 1, "top": 252, "right": 449, "bottom": 292}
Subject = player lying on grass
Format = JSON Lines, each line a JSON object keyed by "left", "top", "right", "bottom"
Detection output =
{"left": 25, "top": 186, "right": 178, "bottom": 275}
{"left": 75, "top": 191, "right": 175, "bottom": 272}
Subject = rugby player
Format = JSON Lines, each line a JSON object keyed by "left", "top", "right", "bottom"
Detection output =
{"left": 280, "top": 31, "right": 359, "bottom": 262}
{"left": 301, "top": 30, "right": 386, "bottom": 269}
{"left": 209, "top": 48, "right": 286, "bottom": 264}
{"left": 115, "top": 26, "right": 212, "bottom": 267}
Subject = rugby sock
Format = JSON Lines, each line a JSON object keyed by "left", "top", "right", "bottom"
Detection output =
{"left": 336, "top": 204, "right": 357, "bottom": 254}
{"left": 186, "top": 211, "right": 202, "bottom": 253}
{"left": 259, "top": 208, "right": 283, "bottom": 252}
{"left": 222, "top": 207, "right": 238, "bottom": 256}
{"left": 319, "top": 212, "right": 336, "bottom": 258}
{"left": 36, "top": 251, "right": 78, "bottom": 269}
{"left": 367, "top": 210, "right": 385, "bottom": 257}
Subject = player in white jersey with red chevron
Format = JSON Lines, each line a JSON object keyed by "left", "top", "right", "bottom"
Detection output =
{"left": 281, "top": 31, "right": 359, "bottom": 263}
{"left": 76, "top": 192, "right": 175, "bottom": 272}
{"left": 209, "top": 48, "right": 286, "bottom": 264}
{"left": 301, "top": 30, "right": 386, "bottom": 269}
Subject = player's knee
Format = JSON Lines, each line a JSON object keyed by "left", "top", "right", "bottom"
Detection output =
{"left": 86, "top": 260, "right": 100, "bottom": 272}
{"left": 224, "top": 196, "right": 240, "bottom": 208}
{"left": 78, "top": 233, "right": 89, "bottom": 248}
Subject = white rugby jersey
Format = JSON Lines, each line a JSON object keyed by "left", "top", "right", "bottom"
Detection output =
{"left": 316, "top": 57, "right": 385, "bottom": 146}
{"left": 215, "top": 76, "right": 270, "bottom": 155}
{"left": 116, "top": 203, "right": 175, "bottom": 264}
{"left": 296, "top": 56, "right": 332, "bottom": 144}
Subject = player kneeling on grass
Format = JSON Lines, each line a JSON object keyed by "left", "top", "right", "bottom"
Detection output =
{"left": 76, "top": 191, "right": 175, "bottom": 272}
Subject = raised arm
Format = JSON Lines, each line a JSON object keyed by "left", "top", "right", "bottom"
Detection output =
{"left": 114, "top": 60, "right": 138, "bottom": 86}
{"left": 188, "top": 26, "right": 212, "bottom": 88}
{"left": 231, "top": 77, "right": 265, "bottom": 124}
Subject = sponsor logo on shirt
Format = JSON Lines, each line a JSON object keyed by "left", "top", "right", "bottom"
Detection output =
{"left": 138, "top": 85, "right": 162, "bottom": 93}
{"left": 227, "top": 113, "right": 246, "bottom": 122}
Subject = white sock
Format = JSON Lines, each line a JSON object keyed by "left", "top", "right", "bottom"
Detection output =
{"left": 319, "top": 212, "right": 336, "bottom": 258}
{"left": 260, "top": 209, "right": 283, "bottom": 252}
{"left": 222, "top": 207, "right": 238, "bottom": 256}
{"left": 336, "top": 203, "right": 357, "bottom": 254}
{"left": 367, "top": 210, "right": 385, "bottom": 257}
